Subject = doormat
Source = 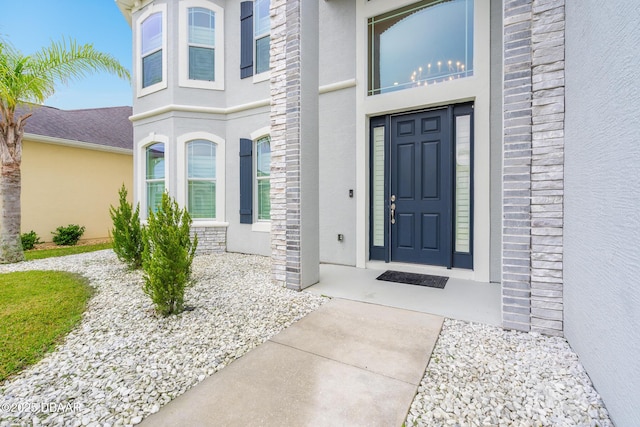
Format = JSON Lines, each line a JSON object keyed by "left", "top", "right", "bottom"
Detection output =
{"left": 375, "top": 270, "right": 448, "bottom": 289}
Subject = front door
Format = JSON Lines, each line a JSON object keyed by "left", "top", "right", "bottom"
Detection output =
{"left": 369, "top": 104, "right": 474, "bottom": 268}
{"left": 391, "top": 108, "right": 451, "bottom": 266}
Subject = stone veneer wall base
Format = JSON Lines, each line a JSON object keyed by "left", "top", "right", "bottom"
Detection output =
{"left": 502, "top": 0, "right": 565, "bottom": 336}
{"left": 191, "top": 226, "right": 227, "bottom": 255}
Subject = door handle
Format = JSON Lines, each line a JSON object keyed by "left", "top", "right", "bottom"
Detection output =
{"left": 390, "top": 202, "right": 396, "bottom": 224}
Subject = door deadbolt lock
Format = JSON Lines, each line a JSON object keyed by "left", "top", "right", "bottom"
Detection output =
{"left": 391, "top": 194, "right": 396, "bottom": 202}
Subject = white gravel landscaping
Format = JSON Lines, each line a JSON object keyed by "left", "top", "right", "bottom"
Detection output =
{"left": 0, "top": 250, "right": 326, "bottom": 427}
{"left": 406, "top": 319, "right": 613, "bottom": 427}
{"left": 0, "top": 250, "right": 614, "bottom": 427}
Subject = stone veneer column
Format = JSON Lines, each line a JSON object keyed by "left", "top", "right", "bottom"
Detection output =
{"left": 529, "top": 0, "right": 565, "bottom": 336}
{"left": 502, "top": 0, "right": 534, "bottom": 332}
{"left": 269, "top": 0, "right": 319, "bottom": 290}
{"left": 503, "top": 0, "right": 565, "bottom": 336}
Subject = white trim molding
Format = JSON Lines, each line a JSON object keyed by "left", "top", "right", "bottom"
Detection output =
{"left": 318, "top": 78, "right": 357, "bottom": 94}
{"left": 129, "top": 79, "right": 358, "bottom": 122}
{"left": 136, "top": 132, "right": 169, "bottom": 217}
{"left": 24, "top": 133, "right": 133, "bottom": 155}
{"left": 250, "top": 126, "right": 272, "bottom": 231}
{"left": 136, "top": 3, "right": 168, "bottom": 98}
{"left": 178, "top": 0, "right": 225, "bottom": 91}
{"left": 129, "top": 100, "right": 271, "bottom": 122}
{"left": 176, "top": 131, "right": 226, "bottom": 223}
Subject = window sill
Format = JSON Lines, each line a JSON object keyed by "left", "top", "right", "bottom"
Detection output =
{"left": 178, "top": 78, "right": 224, "bottom": 91}
{"left": 251, "top": 221, "right": 271, "bottom": 233}
{"left": 138, "top": 80, "right": 168, "bottom": 98}
{"left": 252, "top": 71, "right": 270, "bottom": 84}
{"left": 191, "top": 220, "right": 230, "bottom": 228}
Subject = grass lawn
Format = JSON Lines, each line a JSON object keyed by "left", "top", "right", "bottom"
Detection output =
{"left": 25, "top": 242, "right": 113, "bottom": 261}
{"left": 0, "top": 271, "right": 93, "bottom": 382}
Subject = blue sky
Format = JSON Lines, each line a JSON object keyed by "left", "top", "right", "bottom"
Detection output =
{"left": 0, "top": 0, "right": 133, "bottom": 110}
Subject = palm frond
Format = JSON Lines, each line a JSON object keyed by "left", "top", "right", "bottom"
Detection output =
{"left": 0, "top": 36, "right": 130, "bottom": 121}
{"left": 33, "top": 38, "right": 130, "bottom": 86}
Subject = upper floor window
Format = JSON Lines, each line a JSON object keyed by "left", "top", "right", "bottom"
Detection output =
{"left": 188, "top": 8, "right": 216, "bottom": 81}
{"left": 255, "top": 135, "right": 271, "bottom": 221}
{"left": 179, "top": 1, "right": 225, "bottom": 90}
{"left": 367, "top": 0, "right": 474, "bottom": 95}
{"left": 240, "top": 0, "right": 270, "bottom": 80}
{"left": 137, "top": 4, "right": 167, "bottom": 96}
{"left": 141, "top": 13, "right": 163, "bottom": 88}
{"left": 146, "top": 143, "right": 165, "bottom": 213}
{"left": 254, "top": 0, "right": 270, "bottom": 75}
{"left": 187, "top": 140, "right": 217, "bottom": 219}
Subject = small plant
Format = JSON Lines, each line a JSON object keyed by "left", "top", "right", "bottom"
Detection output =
{"left": 51, "top": 224, "right": 85, "bottom": 246}
{"left": 20, "top": 231, "right": 41, "bottom": 251}
{"left": 109, "top": 184, "right": 143, "bottom": 269}
{"left": 142, "top": 192, "right": 198, "bottom": 316}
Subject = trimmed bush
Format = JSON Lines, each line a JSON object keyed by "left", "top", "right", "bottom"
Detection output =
{"left": 20, "top": 231, "right": 41, "bottom": 251}
{"left": 51, "top": 224, "right": 85, "bottom": 246}
{"left": 142, "top": 192, "right": 198, "bottom": 316}
{"left": 110, "top": 184, "right": 143, "bottom": 269}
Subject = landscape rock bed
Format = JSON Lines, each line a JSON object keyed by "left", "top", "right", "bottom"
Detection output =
{"left": 0, "top": 251, "right": 326, "bottom": 426}
{"left": 406, "top": 319, "right": 613, "bottom": 427}
{"left": 0, "top": 250, "right": 614, "bottom": 426}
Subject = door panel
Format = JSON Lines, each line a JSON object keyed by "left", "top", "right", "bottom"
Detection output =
{"left": 391, "top": 108, "right": 452, "bottom": 266}
{"left": 397, "top": 144, "right": 415, "bottom": 199}
{"left": 421, "top": 214, "right": 439, "bottom": 250}
{"left": 421, "top": 141, "right": 440, "bottom": 199}
{"left": 396, "top": 213, "right": 415, "bottom": 249}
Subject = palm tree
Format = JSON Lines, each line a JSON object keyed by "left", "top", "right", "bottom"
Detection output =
{"left": 0, "top": 38, "right": 130, "bottom": 263}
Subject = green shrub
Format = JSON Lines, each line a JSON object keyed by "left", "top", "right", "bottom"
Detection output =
{"left": 51, "top": 224, "right": 85, "bottom": 246}
{"left": 142, "top": 192, "right": 198, "bottom": 316}
{"left": 109, "top": 184, "right": 143, "bottom": 269}
{"left": 20, "top": 231, "right": 41, "bottom": 251}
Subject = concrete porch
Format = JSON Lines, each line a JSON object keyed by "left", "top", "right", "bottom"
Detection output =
{"left": 308, "top": 263, "right": 502, "bottom": 327}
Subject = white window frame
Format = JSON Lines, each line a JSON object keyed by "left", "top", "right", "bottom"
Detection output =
{"left": 250, "top": 126, "right": 271, "bottom": 232}
{"left": 136, "top": 3, "right": 168, "bottom": 97}
{"left": 179, "top": 0, "right": 225, "bottom": 90}
{"left": 177, "top": 132, "right": 227, "bottom": 225}
{"left": 253, "top": 0, "right": 271, "bottom": 83}
{"left": 137, "top": 133, "right": 169, "bottom": 219}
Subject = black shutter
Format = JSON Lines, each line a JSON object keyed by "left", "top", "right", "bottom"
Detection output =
{"left": 239, "top": 138, "right": 253, "bottom": 223}
{"left": 240, "top": 1, "right": 254, "bottom": 79}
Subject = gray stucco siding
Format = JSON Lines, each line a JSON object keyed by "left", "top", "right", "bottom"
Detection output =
{"left": 319, "top": 88, "right": 357, "bottom": 266}
{"left": 319, "top": 0, "right": 356, "bottom": 87}
{"left": 564, "top": 1, "right": 640, "bottom": 425}
{"left": 225, "top": 108, "right": 272, "bottom": 257}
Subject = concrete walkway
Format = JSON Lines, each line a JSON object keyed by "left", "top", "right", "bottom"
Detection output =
{"left": 141, "top": 298, "right": 443, "bottom": 426}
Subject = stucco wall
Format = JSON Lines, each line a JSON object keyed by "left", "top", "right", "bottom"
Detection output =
{"left": 21, "top": 139, "right": 133, "bottom": 241}
{"left": 318, "top": 0, "right": 356, "bottom": 266}
{"left": 564, "top": 1, "right": 640, "bottom": 425}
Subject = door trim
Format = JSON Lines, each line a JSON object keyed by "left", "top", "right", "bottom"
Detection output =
{"left": 369, "top": 103, "right": 474, "bottom": 269}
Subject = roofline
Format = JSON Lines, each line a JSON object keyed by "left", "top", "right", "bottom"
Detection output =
{"left": 115, "top": 0, "right": 135, "bottom": 25}
{"left": 25, "top": 133, "right": 133, "bottom": 155}
{"left": 115, "top": 0, "right": 154, "bottom": 26}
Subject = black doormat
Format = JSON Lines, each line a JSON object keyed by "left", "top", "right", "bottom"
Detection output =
{"left": 376, "top": 270, "right": 448, "bottom": 289}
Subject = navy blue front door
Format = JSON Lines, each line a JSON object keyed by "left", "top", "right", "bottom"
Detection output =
{"left": 390, "top": 108, "right": 452, "bottom": 266}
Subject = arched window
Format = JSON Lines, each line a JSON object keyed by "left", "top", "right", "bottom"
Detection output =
{"left": 141, "top": 12, "right": 163, "bottom": 88}
{"left": 188, "top": 7, "right": 216, "bottom": 81}
{"left": 180, "top": 1, "right": 225, "bottom": 89}
{"left": 187, "top": 140, "right": 217, "bottom": 219}
{"left": 255, "top": 135, "right": 271, "bottom": 220}
{"left": 368, "top": 0, "right": 474, "bottom": 95}
{"left": 145, "top": 142, "right": 165, "bottom": 213}
{"left": 254, "top": 0, "right": 271, "bottom": 75}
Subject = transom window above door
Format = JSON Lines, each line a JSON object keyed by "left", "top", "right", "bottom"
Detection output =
{"left": 368, "top": 0, "right": 474, "bottom": 96}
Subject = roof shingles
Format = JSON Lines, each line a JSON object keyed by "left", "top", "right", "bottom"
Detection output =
{"left": 14, "top": 104, "right": 133, "bottom": 151}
